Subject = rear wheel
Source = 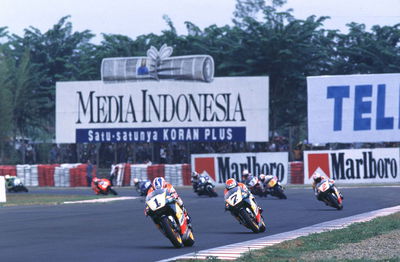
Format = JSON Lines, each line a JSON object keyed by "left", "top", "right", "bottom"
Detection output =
{"left": 239, "top": 208, "right": 259, "bottom": 233}
{"left": 160, "top": 216, "right": 183, "bottom": 248}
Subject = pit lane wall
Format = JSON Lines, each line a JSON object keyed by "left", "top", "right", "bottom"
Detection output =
{"left": 303, "top": 148, "right": 400, "bottom": 184}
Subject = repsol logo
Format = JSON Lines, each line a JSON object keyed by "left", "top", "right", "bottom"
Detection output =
{"left": 331, "top": 152, "right": 398, "bottom": 180}
{"left": 217, "top": 156, "right": 285, "bottom": 183}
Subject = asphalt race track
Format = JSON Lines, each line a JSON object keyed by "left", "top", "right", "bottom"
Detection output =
{"left": 1, "top": 186, "right": 399, "bottom": 262}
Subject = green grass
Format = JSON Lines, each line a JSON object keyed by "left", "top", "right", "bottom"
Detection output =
{"left": 180, "top": 212, "right": 400, "bottom": 262}
{"left": 0, "top": 193, "right": 115, "bottom": 207}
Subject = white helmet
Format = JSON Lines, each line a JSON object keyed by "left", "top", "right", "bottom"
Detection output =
{"left": 133, "top": 178, "right": 140, "bottom": 185}
{"left": 312, "top": 172, "right": 322, "bottom": 183}
{"left": 5, "top": 174, "right": 10, "bottom": 179}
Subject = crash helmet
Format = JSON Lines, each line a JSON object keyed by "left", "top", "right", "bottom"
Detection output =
{"left": 4, "top": 174, "right": 10, "bottom": 179}
{"left": 133, "top": 178, "right": 140, "bottom": 185}
{"left": 152, "top": 177, "right": 166, "bottom": 190}
{"left": 242, "top": 169, "right": 250, "bottom": 180}
{"left": 92, "top": 177, "right": 100, "bottom": 184}
{"left": 192, "top": 172, "right": 199, "bottom": 179}
{"left": 312, "top": 172, "right": 323, "bottom": 183}
{"left": 225, "top": 178, "right": 238, "bottom": 190}
{"left": 259, "top": 174, "right": 266, "bottom": 181}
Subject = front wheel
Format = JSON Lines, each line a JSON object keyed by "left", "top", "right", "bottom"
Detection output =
{"left": 108, "top": 188, "right": 118, "bottom": 195}
{"left": 327, "top": 193, "right": 341, "bottom": 210}
{"left": 239, "top": 208, "right": 260, "bottom": 233}
{"left": 160, "top": 216, "right": 183, "bottom": 248}
{"left": 206, "top": 185, "right": 218, "bottom": 197}
{"left": 183, "top": 229, "right": 195, "bottom": 247}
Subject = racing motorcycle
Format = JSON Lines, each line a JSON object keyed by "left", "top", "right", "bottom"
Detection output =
{"left": 315, "top": 179, "right": 343, "bottom": 210}
{"left": 247, "top": 176, "right": 265, "bottom": 198}
{"left": 264, "top": 176, "right": 287, "bottom": 199}
{"left": 225, "top": 187, "right": 266, "bottom": 233}
{"left": 145, "top": 188, "right": 195, "bottom": 248}
{"left": 195, "top": 175, "right": 218, "bottom": 197}
{"left": 91, "top": 178, "right": 118, "bottom": 195}
{"left": 6, "top": 176, "right": 28, "bottom": 192}
{"left": 135, "top": 180, "right": 152, "bottom": 196}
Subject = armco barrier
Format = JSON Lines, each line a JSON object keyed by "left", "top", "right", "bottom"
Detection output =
{"left": 290, "top": 161, "right": 304, "bottom": 184}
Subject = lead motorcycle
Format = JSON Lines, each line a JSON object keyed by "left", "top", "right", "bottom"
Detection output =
{"left": 145, "top": 188, "right": 195, "bottom": 248}
{"left": 315, "top": 179, "right": 343, "bottom": 210}
{"left": 195, "top": 175, "right": 218, "bottom": 197}
{"left": 225, "top": 187, "right": 266, "bottom": 233}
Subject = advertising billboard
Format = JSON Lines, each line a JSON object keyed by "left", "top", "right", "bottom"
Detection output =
{"left": 191, "top": 152, "right": 288, "bottom": 184}
{"left": 307, "top": 73, "right": 400, "bottom": 143}
{"left": 56, "top": 76, "right": 269, "bottom": 143}
{"left": 304, "top": 148, "right": 400, "bottom": 184}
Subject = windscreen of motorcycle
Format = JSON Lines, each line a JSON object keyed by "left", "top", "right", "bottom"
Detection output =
{"left": 146, "top": 189, "right": 167, "bottom": 211}
{"left": 225, "top": 187, "right": 243, "bottom": 206}
{"left": 317, "top": 180, "right": 330, "bottom": 193}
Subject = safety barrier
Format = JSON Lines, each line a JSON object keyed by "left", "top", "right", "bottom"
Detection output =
{"left": 2, "top": 162, "right": 307, "bottom": 186}
{"left": 290, "top": 161, "right": 304, "bottom": 184}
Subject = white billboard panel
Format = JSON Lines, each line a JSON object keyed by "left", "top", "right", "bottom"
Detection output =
{"left": 56, "top": 77, "right": 269, "bottom": 143}
{"left": 191, "top": 152, "right": 288, "bottom": 184}
{"left": 307, "top": 73, "right": 400, "bottom": 143}
{"left": 304, "top": 148, "right": 400, "bottom": 184}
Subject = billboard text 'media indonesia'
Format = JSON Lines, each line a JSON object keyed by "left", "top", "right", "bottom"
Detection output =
{"left": 56, "top": 77, "right": 269, "bottom": 143}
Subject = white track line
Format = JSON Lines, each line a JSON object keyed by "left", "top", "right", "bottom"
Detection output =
{"left": 63, "top": 196, "right": 138, "bottom": 204}
{"left": 159, "top": 205, "right": 400, "bottom": 261}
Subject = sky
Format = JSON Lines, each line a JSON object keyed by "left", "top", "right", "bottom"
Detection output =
{"left": 1, "top": 0, "right": 399, "bottom": 43}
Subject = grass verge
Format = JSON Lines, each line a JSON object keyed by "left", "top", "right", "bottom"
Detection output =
{"left": 0, "top": 193, "right": 116, "bottom": 207}
{"left": 182, "top": 212, "right": 400, "bottom": 262}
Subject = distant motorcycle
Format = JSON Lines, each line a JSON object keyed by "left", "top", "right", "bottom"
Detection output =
{"left": 247, "top": 176, "right": 265, "bottom": 198}
{"left": 263, "top": 175, "right": 287, "bottom": 199}
{"left": 315, "top": 179, "right": 343, "bottom": 210}
{"left": 134, "top": 179, "right": 152, "bottom": 196}
{"left": 195, "top": 175, "right": 218, "bottom": 197}
{"left": 145, "top": 188, "right": 195, "bottom": 248}
{"left": 5, "top": 176, "right": 28, "bottom": 193}
{"left": 225, "top": 186, "right": 266, "bottom": 233}
{"left": 91, "top": 178, "right": 118, "bottom": 195}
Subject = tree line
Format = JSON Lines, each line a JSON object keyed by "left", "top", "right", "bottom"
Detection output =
{"left": 0, "top": 0, "right": 399, "bottom": 163}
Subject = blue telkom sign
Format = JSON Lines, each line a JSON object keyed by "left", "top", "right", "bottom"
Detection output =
{"left": 307, "top": 74, "right": 400, "bottom": 143}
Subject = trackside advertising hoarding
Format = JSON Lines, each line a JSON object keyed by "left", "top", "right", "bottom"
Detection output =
{"left": 191, "top": 152, "right": 288, "bottom": 184}
{"left": 56, "top": 77, "right": 269, "bottom": 143}
{"left": 307, "top": 73, "right": 400, "bottom": 143}
{"left": 304, "top": 148, "right": 400, "bottom": 184}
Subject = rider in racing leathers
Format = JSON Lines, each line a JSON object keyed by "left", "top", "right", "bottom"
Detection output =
{"left": 224, "top": 178, "right": 262, "bottom": 213}
{"left": 146, "top": 177, "right": 192, "bottom": 225}
{"left": 312, "top": 172, "right": 343, "bottom": 202}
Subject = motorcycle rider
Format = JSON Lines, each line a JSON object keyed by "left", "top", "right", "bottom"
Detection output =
{"left": 146, "top": 177, "right": 192, "bottom": 225}
{"left": 133, "top": 178, "right": 151, "bottom": 196}
{"left": 4, "top": 174, "right": 14, "bottom": 189}
{"left": 191, "top": 172, "right": 200, "bottom": 192}
{"left": 312, "top": 172, "right": 343, "bottom": 201}
{"left": 224, "top": 178, "right": 262, "bottom": 213}
{"left": 241, "top": 169, "right": 253, "bottom": 186}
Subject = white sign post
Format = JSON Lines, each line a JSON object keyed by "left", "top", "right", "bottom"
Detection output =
{"left": 0, "top": 176, "right": 6, "bottom": 203}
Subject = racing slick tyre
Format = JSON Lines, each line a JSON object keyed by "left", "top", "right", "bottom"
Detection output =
{"left": 206, "top": 185, "right": 218, "bottom": 197}
{"left": 239, "top": 208, "right": 260, "bottom": 233}
{"left": 327, "top": 193, "right": 341, "bottom": 210}
{"left": 108, "top": 188, "right": 118, "bottom": 195}
{"left": 182, "top": 229, "right": 195, "bottom": 247}
{"left": 160, "top": 216, "right": 184, "bottom": 248}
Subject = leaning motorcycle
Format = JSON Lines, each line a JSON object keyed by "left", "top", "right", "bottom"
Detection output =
{"left": 92, "top": 178, "right": 118, "bottom": 195}
{"left": 145, "top": 188, "right": 195, "bottom": 248}
{"left": 247, "top": 176, "right": 265, "bottom": 197}
{"left": 6, "top": 177, "right": 29, "bottom": 192}
{"left": 225, "top": 187, "right": 266, "bottom": 233}
{"left": 196, "top": 176, "right": 218, "bottom": 197}
{"left": 265, "top": 176, "right": 287, "bottom": 199}
{"left": 315, "top": 179, "right": 343, "bottom": 210}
